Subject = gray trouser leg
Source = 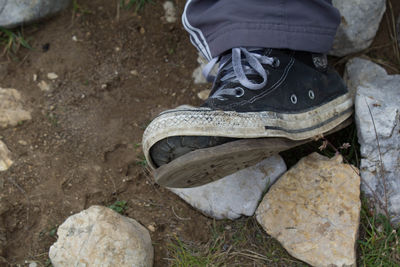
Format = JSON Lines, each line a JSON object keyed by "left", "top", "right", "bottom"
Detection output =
{"left": 182, "top": 0, "right": 341, "bottom": 60}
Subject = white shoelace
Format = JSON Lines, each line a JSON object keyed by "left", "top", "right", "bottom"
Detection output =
{"left": 203, "top": 47, "right": 276, "bottom": 99}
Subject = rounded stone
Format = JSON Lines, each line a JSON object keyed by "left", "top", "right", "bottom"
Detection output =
{"left": 49, "top": 206, "right": 154, "bottom": 267}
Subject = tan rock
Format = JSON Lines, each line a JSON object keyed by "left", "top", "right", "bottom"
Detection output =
{"left": 38, "top": 80, "right": 51, "bottom": 91}
{"left": 256, "top": 153, "right": 360, "bottom": 267}
{"left": 197, "top": 89, "right": 211, "bottom": 100}
{"left": 0, "top": 141, "right": 13, "bottom": 171}
{"left": 49, "top": 206, "right": 154, "bottom": 267}
{"left": 0, "top": 88, "right": 31, "bottom": 128}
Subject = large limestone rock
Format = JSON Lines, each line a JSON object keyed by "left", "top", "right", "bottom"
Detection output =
{"left": 0, "top": 0, "right": 72, "bottom": 28}
{"left": 49, "top": 206, "right": 154, "bottom": 267}
{"left": 330, "top": 0, "right": 386, "bottom": 56}
{"left": 345, "top": 58, "right": 400, "bottom": 224}
{"left": 0, "top": 141, "right": 13, "bottom": 171}
{"left": 256, "top": 153, "right": 360, "bottom": 267}
{"left": 170, "top": 155, "right": 286, "bottom": 220}
{"left": 0, "top": 88, "right": 31, "bottom": 128}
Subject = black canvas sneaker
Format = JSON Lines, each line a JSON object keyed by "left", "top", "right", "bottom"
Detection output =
{"left": 143, "top": 47, "right": 353, "bottom": 184}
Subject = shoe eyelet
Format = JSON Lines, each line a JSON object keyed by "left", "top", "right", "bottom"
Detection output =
{"left": 234, "top": 87, "right": 245, "bottom": 98}
{"left": 308, "top": 90, "right": 315, "bottom": 100}
{"left": 272, "top": 58, "right": 280, "bottom": 68}
{"left": 290, "top": 94, "right": 297, "bottom": 104}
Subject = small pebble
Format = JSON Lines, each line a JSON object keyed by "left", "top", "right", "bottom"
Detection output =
{"left": 29, "top": 262, "right": 37, "bottom": 267}
{"left": 147, "top": 225, "right": 156, "bottom": 232}
{"left": 72, "top": 35, "right": 78, "bottom": 42}
{"left": 197, "top": 89, "right": 211, "bottom": 100}
{"left": 140, "top": 27, "right": 146, "bottom": 34}
{"left": 130, "top": 70, "right": 138, "bottom": 76}
{"left": 18, "top": 140, "right": 28, "bottom": 146}
{"left": 163, "top": 1, "right": 177, "bottom": 23}
{"left": 47, "top": 72, "right": 58, "bottom": 80}
{"left": 38, "top": 80, "right": 51, "bottom": 91}
{"left": 33, "top": 74, "right": 38, "bottom": 81}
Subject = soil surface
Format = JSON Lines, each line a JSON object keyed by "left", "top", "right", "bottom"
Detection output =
{"left": 0, "top": 0, "right": 399, "bottom": 266}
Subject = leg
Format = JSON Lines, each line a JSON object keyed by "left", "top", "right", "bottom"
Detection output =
{"left": 183, "top": 0, "right": 341, "bottom": 60}
{"left": 143, "top": 0, "right": 352, "bottom": 187}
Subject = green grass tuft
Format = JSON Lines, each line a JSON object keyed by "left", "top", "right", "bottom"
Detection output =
{"left": 120, "top": 0, "right": 153, "bottom": 12}
{"left": 0, "top": 26, "right": 32, "bottom": 57}
{"left": 167, "top": 235, "right": 228, "bottom": 267}
{"left": 358, "top": 198, "right": 400, "bottom": 266}
{"left": 167, "top": 218, "right": 307, "bottom": 266}
{"left": 108, "top": 200, "right": 128, "bottom": 214}
{"left": 136, "top": 156, "right": 147, "bottom": 167}
{"left": 72, "top": 0, "right": 92, "bottom": 15}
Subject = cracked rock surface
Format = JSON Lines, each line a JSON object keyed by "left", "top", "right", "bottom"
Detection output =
{"left": 331, "top": 0, "right": 386, "bottom": 56}
{"left": 256, "top": 153, "right": 360, "bottom": 267}
{"left": 170, "top": 155, "right": 286, "bottom": 220}
{"left": 49, "top": 206, "right": 154, "bottom": 267}
{"left": 345, "top": 57, "right": 400, "bottom": 224}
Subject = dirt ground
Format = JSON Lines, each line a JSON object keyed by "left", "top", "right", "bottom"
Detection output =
{"left": 0, "top": 0, "right": 399, "bottom": 266}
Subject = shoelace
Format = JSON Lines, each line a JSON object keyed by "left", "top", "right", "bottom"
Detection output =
{"left": 203, "top": 47, "right": 277, "bottom": 100}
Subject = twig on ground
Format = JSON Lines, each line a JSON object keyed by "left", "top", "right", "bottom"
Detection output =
{"left": 364, "top": 97, "right": 389, "bottom": 218}
{"left": 386, "top": 0, "right": 400, "bottom": 65}
{"left": 116, "top": 1, "right": 121, "bottom": 21}
{"left": 171, "top": 206, "right": 191, "bottom": 221}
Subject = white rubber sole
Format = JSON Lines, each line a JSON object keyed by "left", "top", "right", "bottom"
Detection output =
{"left": 154, "top": 117, "right": 352, "bottom": 188}
{"left": 143, "top": 93, "right": 353, "bottom": 169}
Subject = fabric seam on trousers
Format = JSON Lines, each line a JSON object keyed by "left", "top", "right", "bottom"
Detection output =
{"left": 182, "top": 0, "right": 212, "bottom": 61}
{"left": 207, "top": 22, "right": 337, "bottom": 42}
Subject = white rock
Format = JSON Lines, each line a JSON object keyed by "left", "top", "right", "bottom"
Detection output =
{"left": 0, "top": 0, "right": 72, "bottom": 28}
{"left": 344, "top": 57, "right": 386, "bottom": 99}
{"left": 38, "top": 80, "right": 51, "bottom": 91}
{"left": 256, "top": 153, "right": 360, "bottom": 267}
{"left": 47, "top": 72, "right": 58, "bottom": 80}
{"left": 163, "top": 1, "right": 176, "bottom": 23}
{"left": 169, "top": 155, "right": 286, "bottom": 220}
{"left": 345, "top": 57, "right": 400, "bottom": 224}
{"left": 192, "top": 52, "right": 218, "bottom": 84}
{"left": 0, "top": 88, "right": 31, "bottom": 128}
{"left": 49, "top": 206, "right": 154, "bottom": 267}
{"left": 0, "top": 141, "right": 13, "bottom": 172}
{"left": 331, "top": 0, "right": 386, "bottom": 56}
